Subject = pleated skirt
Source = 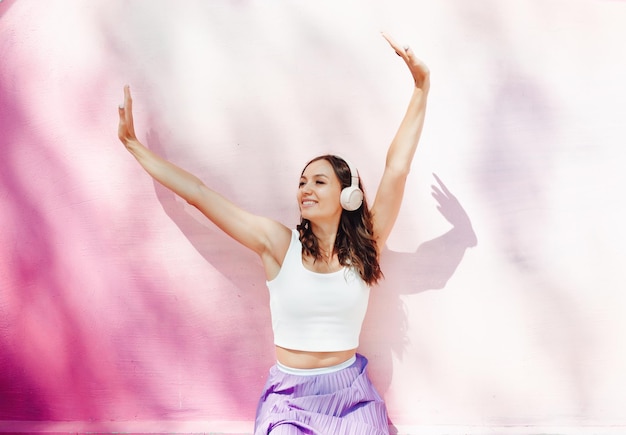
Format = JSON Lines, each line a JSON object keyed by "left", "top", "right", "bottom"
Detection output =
{"left": 254, "top": 354, "right": 389, "bottom": 435}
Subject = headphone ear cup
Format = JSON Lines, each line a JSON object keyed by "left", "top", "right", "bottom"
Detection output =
{"left": 340, "top": 186, "right": 363, "bottom": 211}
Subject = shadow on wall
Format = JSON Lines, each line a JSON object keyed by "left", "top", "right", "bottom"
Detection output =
{"left": 0, "top": 0, "right": 17, "bottom": 19}
{"left": 145, "top": 129, "right": 273, "bottom": 415}
{"left": 361, "top": 174, "right": 478, "bottom": 400}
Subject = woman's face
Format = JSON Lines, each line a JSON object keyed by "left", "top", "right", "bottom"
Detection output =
{"left": 297, "top": 159, "right": 343, "bottom": 224}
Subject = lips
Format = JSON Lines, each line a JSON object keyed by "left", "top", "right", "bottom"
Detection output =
{"left": 301, "top": 200, "right": 317, "bottom": 207}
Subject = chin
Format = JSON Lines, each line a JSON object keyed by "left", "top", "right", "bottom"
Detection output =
{"left": 300, "top": 211, "right": 314, "bottom": 221}
{"left": 300, "top": 209, "right": 321, "bottom": 222}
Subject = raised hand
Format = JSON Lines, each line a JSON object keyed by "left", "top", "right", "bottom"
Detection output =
{"left": 117, "top": 85, "right": 140, "bottom": 149}
{"left": 381, "top": 32, "right": 430, "bottom": 92}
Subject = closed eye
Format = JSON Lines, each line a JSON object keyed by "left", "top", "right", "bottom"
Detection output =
{"left": 299, "top": 173, "right": 328, "bottom": 187}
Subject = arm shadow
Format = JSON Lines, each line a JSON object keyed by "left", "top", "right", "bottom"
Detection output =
{"left": 145, "top": 128, "right": 266, "bottom": 287}
{"left": 143, "top": 128, "right": 272, "bottom": 413}
{"left": 383, "top": 173, "right": 477, "bottom": 295}
{"left": 360, "top": 173, "right": 477, "bottom": 429}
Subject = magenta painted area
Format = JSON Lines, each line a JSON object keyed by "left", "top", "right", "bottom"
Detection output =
{"left": 2, "top": 0, "right": 626, "bottom": 432}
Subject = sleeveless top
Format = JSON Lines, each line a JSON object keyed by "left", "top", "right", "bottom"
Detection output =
{"left": 266, "top": 229, "right": 371, "bottom": 352}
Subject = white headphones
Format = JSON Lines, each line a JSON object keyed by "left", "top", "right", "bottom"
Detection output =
{"left": 339, "top": 158, "right": 364, "bottom": 211}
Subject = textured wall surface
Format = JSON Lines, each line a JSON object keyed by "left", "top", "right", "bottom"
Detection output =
{"left": 1, "top": 0, "right": 625, "bottom": 433}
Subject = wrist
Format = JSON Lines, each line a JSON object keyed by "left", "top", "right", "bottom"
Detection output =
{"left": 413, "top": 84, "right": 429, "bottom": 95}
{"left": 124, "top": 138, "right": 144, "bottom": 154}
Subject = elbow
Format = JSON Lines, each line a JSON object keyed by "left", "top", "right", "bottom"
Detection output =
{"left": 385, "top": 161, "right": 411, "bottom": 180}
{"left": 183, "top": 182, "right": 207, "bottom": 208}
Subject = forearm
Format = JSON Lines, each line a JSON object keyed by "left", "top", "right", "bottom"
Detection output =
{"left": 125, "top": 139, "right": 204, "bottom": 204}
{"left": 385, "top": 87, "right": 428, "bottom": 175}
{"left": 124, "top": 139, "right": 277, "bottom": 255}
{"left": 116, "top": 86, "right": 258, "bottom": 244}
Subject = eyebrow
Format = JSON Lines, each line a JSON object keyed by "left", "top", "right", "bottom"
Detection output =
{"left": 300, "top": 173, "right": 329, "bottom": 179}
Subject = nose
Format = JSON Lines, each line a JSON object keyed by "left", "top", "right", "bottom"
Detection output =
{"left": 300, "top": 181, "right": 312, "bottom": 194}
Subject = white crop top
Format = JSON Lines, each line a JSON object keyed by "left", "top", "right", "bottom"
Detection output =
{"left": 266, "top": 229, "right": 371, "bottom": 352}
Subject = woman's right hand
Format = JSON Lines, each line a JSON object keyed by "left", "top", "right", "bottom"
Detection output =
{"left": 117, "top": 85, "right": 140, "bottom": 150}
{"left": 381, "top": 32, "right": 430, "bottom": 93}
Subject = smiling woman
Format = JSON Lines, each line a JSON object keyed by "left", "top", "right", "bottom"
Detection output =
{"left": 2, "top": 0, "right": 626, "bottom": 432}
{"left": 117, "top": 32, "right": 429, "bottom": 435}
{"left": 296, "top": 155, "right": 380, "bottom": 284}
{"left": 298, "top": 159, "right": 345, "bottom": 231}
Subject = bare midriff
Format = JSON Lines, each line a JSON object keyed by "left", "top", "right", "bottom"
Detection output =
{"left": 275, "top": 346, "right": 357, "bottom": 369}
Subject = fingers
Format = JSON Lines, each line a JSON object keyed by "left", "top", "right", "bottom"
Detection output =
{"left": 118, "top": 85, "right": 136, "bottom": 142}
{"left": 381, "top": 33, "right": 427, "bottom": 77}
{"left": 382, "top": 33, "right": 430, "bottom": 90}
{"left": 381, "top": 32, "right": 427, "bottom": 64}
{"left": 433, "top": 173, "right": 454, "bottom": 198}
{"left": 381, "top": 31, "right": 400, "bottom": 50}
{"left": 118, "top": 86, "right": 130, "bottom": 118}
{"left": 117, "top": 90, "right": 126, "bottom": 142}
{"left": 123, "top": 84, "right": 133, "bottom": 113}
{"left": 431, "top": 185, "right": 444, "bottom": 201}
{"left": 381, "top": 32, "right": 409, "bottom": 59}
{"left": 123, "top": 85, "right": 136, "bottom": 137}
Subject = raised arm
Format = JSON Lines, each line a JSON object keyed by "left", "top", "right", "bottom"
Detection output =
{"left": 371, "top": 33, "right": 430, "bottom": 252}
{"left": 117, "top": 86, "right": 290, "bottom": 277}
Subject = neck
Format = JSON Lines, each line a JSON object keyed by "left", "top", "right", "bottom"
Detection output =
{"left": 310, "top": 221, "right": 339, "bottom": 258}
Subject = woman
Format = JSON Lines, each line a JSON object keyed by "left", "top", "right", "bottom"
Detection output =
{"left": 118, "top": 32, "right": 429, "bottom": 435}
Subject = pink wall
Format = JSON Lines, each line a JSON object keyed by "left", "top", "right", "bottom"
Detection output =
{"left": 1, "top": 0, "right": 626, "bottom": 433}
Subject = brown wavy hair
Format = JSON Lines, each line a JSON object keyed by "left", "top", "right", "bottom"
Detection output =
{"left": 296, "top": 155, "right": 383, "bottom": 286}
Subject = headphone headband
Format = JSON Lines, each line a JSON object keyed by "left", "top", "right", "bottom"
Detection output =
{"left": 343, "top": 158, "right": 359, "bottom": 188}
{"left": 338, "top": 157, "right": 363, "bottom": 211}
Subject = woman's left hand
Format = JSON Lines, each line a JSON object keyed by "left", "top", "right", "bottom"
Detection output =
{"left": 118, "top": 85, "right": 141, "bottom": 151}
{"left": 382, "top": 32, "right": 430, "bottom": 93}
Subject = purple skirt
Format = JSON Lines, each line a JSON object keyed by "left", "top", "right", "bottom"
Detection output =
{"left": 254, "top": 354, "right": 389, "bottom": 435}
